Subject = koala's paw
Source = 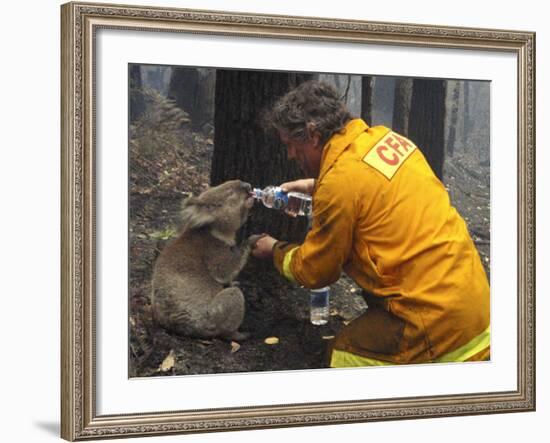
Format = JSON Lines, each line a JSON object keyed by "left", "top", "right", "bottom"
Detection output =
{"left": 247, "top": 233, "right": 267, "bottom": 247}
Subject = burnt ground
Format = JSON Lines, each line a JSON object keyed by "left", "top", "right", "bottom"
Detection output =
{"left": 444, "top": 154, "right": 491, "bottom": 281}
{"left": 128, "top": 94, "right": 490, "bottom": 378}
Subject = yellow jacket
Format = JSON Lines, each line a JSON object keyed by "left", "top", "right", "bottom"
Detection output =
{"left": 273, "top": 119, "right": 490, "bottom": 364}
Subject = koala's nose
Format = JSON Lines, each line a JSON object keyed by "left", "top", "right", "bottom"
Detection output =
{"left": 240, "top": 181, "right": 252, "bottom": 193}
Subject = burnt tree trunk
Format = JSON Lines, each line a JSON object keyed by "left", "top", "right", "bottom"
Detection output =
{"left": 446, "top": 81, "right": 461, "bottom": 158}
{"left": 392, "top": 78, "right": 413, "bottom": 135}
{"left": 129, "top": 65, "right": 145, "bottom": 123}
{"left": 341, "top": 75, "right": 352, "bottom": 104}
{"left": 211, "top": 70, "right": 312, "bottom": 243}
{"left": 463, "top": 81, "right": 473, "bottom": 154}
{"left": 360, "top": 76, "right": 374, "bottom": 124}
{"left": 168, "top": 67, "right": 215, "bottom": 130}
{"left": 408, "top": 79, "right": 447, "bottom": 180}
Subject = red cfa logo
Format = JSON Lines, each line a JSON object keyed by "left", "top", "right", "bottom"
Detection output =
{"left": 363, "top": 132, "right": 417, "bottom": 179}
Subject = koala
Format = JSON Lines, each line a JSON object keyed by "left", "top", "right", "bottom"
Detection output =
{"left": 151, "top": 180, "right": 259, "bottom": 341}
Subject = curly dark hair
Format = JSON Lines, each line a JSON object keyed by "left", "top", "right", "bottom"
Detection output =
{"left": 264, "top": 80, "right": 353, "bottom": 147}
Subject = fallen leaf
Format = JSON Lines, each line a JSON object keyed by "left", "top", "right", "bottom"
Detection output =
{"left": 230, "top": 341, "right": 241, "bottom": 353}
{"left": 157, "top": 350, "right": 176, "bottom": 372}
{"left": 350, "top": 288, "right": 358, "bottom": 293}
{"left": 149, "top": 228, "right": 177, "bottom": 241}
{"left": 264, "top": 337, "right": 279, "bottom": 345}
{"left": 322, "top": 335, "right": 335, "bottom": 340}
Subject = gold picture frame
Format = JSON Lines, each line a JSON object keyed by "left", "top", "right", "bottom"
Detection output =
{"left": 61, "top": 1, "right": 536, "bottom": 440}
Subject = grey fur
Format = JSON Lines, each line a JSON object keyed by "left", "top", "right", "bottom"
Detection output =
{"left": 151, "top": 180, "right": 258, "bottom": 341}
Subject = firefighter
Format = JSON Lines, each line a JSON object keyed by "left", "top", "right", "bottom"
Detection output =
{"left": 251, "top": 80, "right": 490, "bottom": 367}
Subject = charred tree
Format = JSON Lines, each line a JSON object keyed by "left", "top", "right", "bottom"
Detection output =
{"left": 446, "top": 81, "right": 461, "bottom": 158}
{"left": 167, "top": 67, "right": 215, "bottom": 130}
{"left": 463, "top": 81, "right": 474, "bottom": 153}
{"left": 360, "top": 76, "right": 374, "bottom": 124}
{"left": 129, "top": 65, "right": 145, "bottom": 123}
{"left": 392, "top": 78, "right": 413, "bottom": 135}
{"left": 341, "top": 75, "right": 352, "bottom": 104}
{"left": 211, "top": 70, "right": 312, "bottom": 243}
{"left": 408, "top": 78, "right": 447, "bottom": 180}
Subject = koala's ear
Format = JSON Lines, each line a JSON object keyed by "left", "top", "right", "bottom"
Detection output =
{"left": 180, "top": 197, "right": 216, "bottom": 231}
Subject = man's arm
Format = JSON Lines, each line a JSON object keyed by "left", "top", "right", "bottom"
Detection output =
{"left": 274, "top": 173, "right": 357, "bottom": 288}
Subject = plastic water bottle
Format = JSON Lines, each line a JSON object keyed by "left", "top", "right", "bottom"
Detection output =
{"left": 251, "top": 186, "right": 312, "bottom": 217}
{"left": 310, "top": 287, "right": 330, "bottom": 325}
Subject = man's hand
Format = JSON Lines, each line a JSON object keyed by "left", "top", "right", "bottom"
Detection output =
{"left": 280, "top": 178, "right": 315, "bottom": 195}
{"left": 247, "top": 233, "right": 267, "bottom": 248}
{"left": 250, "top": 234, "right": 278, "bottom": 259}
